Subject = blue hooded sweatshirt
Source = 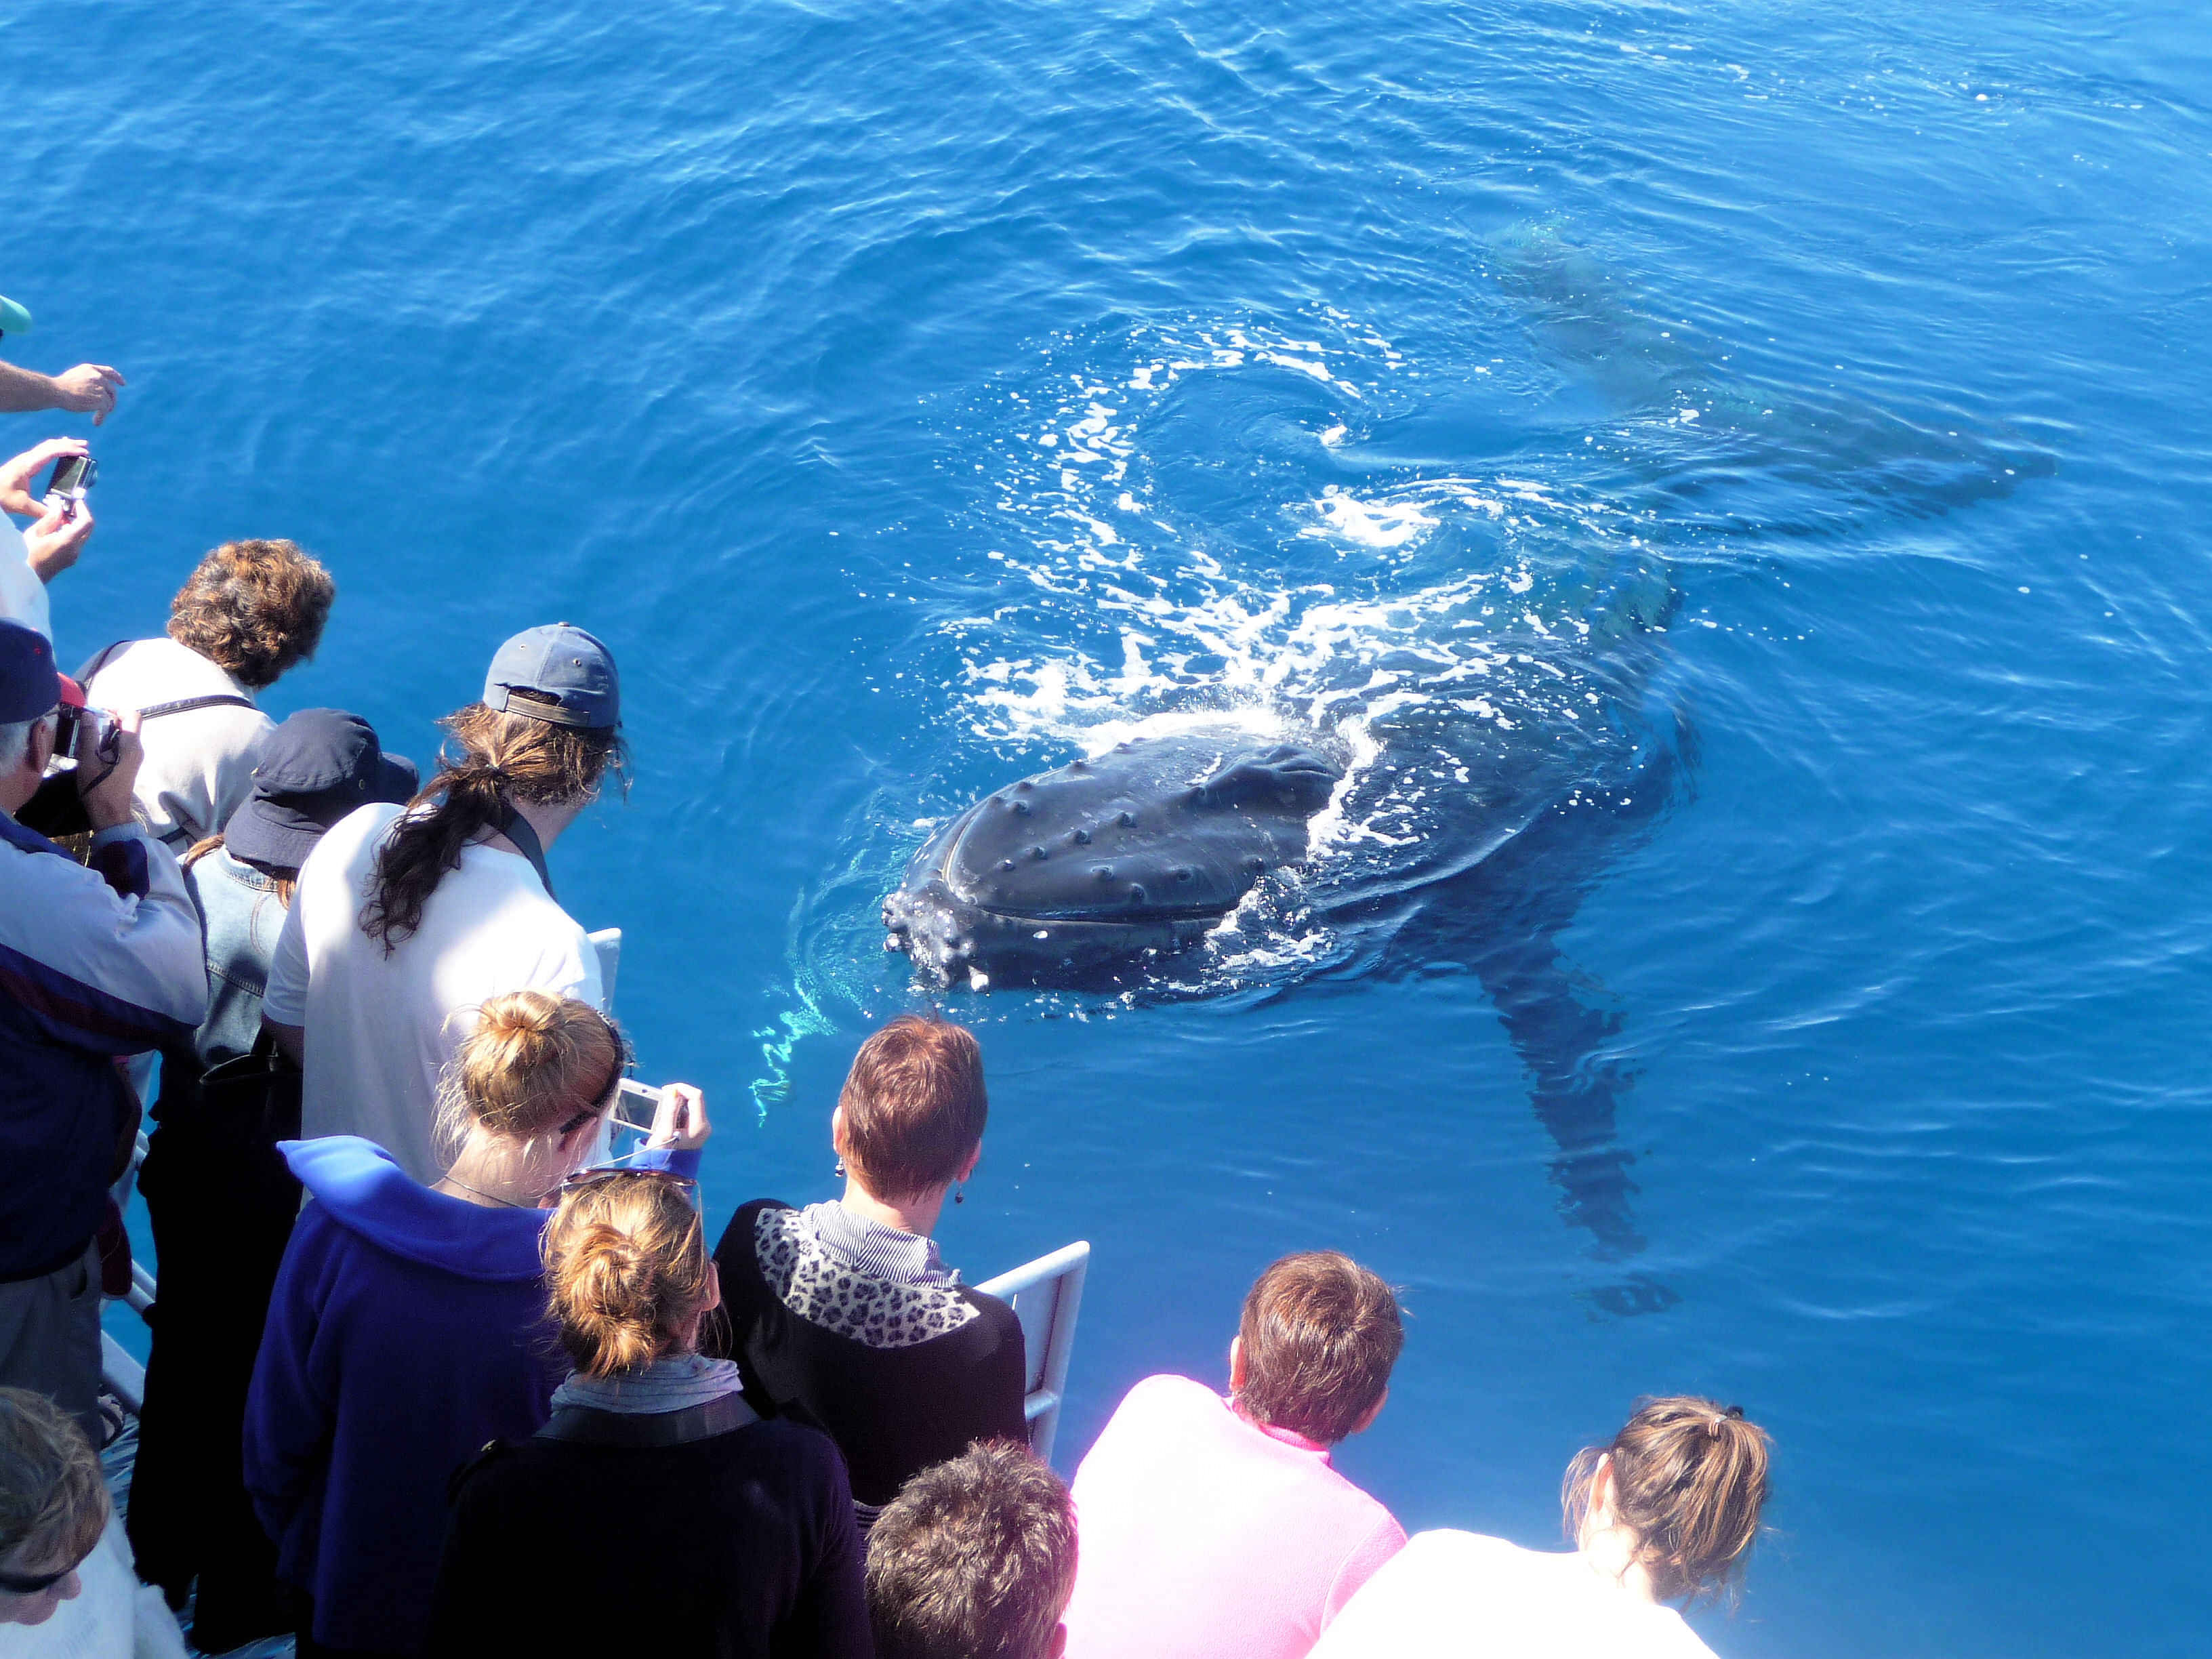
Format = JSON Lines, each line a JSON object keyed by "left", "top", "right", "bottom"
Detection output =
{"left": 243, "top": 1136, "right": 696, "bottom": 1655}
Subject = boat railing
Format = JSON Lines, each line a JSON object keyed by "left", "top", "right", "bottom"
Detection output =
{"left": 975, "top": 1240, "right": 1090, "bottom": 1463}
{"left": 100, "top": 1127, "right": 157, "bottom": 1414}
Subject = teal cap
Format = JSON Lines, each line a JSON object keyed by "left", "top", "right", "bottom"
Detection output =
{"left": 0, "top": 295, "right": 28, "bottom": 336}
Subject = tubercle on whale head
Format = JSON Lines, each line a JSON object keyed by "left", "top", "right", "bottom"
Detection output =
{"left": 884, "top": 725, "right": 1341, "bottom": 990}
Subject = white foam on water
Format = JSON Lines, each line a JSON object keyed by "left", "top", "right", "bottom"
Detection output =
{"left": 1303, "top": 487, "right": 1439, "bottom": 549}
{"left": 922, "top": 313, "right": 1664, "bottom": 994}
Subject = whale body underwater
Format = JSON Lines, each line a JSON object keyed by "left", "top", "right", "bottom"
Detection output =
{"left": 861, "top": 232, "right": 2055, "bottom": 1279}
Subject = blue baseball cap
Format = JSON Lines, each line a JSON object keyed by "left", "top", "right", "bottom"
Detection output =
{"left": 223, "top": 710, "right": 418, "bottom": 870}
{"left": 0, "top": 619, "right": 60, "bottom": 722}
{"left": 483, "top": 623, "right": 620, "bottom": 730}
{"left": 0, "top": 295, "right": 29, "bottom": 337}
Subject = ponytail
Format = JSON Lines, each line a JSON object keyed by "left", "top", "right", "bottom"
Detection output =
{"left": 360, "top": 700, "right": 625, "bottom": 951}
{"left": 1561, "top": 1395, "right": 1772, "bottom": 1607}
{"left": 542, "top": 1175, "right": 712, "bottom": 1378}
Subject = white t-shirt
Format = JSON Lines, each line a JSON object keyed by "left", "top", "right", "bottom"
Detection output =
{"left": 78, "top": 636, "right": 272, "bottom": 845}
{"left": 1306, "top": 1531, "right": 1721, "bottom": 1659}
{"left": 263, "top": 801, "right": 605, "bottom": 1183}
{"left": 0, "top": 516, "right": 49, "bottom": 638}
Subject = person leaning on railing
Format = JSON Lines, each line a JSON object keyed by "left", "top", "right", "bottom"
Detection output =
{"left": 261, "top": 623, "right": 626, "bottom": 1185}
{"left": 428, "top": 1170, "right": 872, "bottom": 1658}
{"left": 243, "top": 991, "right": 708, "bottom": 1659}
{"left": 701, "top": 1015, "right": 1030, "bottom": 1523}
{"left": 1306, "top": 1397, "right": 1774, "bottom": 1659}
{"left": 0, "top": 623, "right": 205, "bottom": 1448}
{"left": 1059, "top": 1251, "right": 1409, "bottom": 1659}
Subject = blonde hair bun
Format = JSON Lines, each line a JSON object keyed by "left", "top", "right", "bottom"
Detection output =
{"left": 436, "top": 991, "right": 621, "bottom": 1150}
{"left": 542, "top": 1176, "right": 713, "bottom": 1378}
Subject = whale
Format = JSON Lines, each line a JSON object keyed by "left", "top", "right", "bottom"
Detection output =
{"left": 844, "top": 228, "right": 2055, "bottom": 1279}
{"left": 884, "top": 733, "right": 1342, "bottom": 987}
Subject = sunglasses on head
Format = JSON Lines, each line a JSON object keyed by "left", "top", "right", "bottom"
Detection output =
{"left": 0, "top": 1558, "right": 79, "bottom": 1597}
{"left": 556, "top": 1166, "right": 699, "bottom": 1206}
{"left": 554, "top": 1040, "right": 636, "bottom": 1138}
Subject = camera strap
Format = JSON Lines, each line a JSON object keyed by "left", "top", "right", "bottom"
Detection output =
{"left": 79, "top": 639, "right": 129, "bottom": 684}
{"left": 137, "top": 693, "right": 255, "bottom": 720}
{"left": 78, "top": 640, "right": 256, "bottom": 720}
{"left": 492, "top": 797, "right": 556, "bottom": 899}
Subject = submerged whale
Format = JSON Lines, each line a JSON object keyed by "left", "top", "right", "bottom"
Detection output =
{"left": 883, "top": 733, "right": 1341, "bottom": 986}
{"left": 851, "top": 229, "right": 2055, "bottom": 1277}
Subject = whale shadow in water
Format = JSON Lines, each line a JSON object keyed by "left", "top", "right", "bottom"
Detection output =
{"left": 857, "top": 228, "right": 2058, "bottom": 1303}
{"left": 1351, "top": 730, "right": 1691, "bottom": 1307}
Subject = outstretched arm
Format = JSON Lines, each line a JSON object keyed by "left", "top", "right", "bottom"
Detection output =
{"left": 0, "top": 360, "right": 125, "bottom": 424}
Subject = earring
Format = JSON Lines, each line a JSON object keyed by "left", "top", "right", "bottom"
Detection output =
{"left": 954, "top": 1182, "right": 964, "bottom": 1206}
{"left": 834, "top": 1158, "right": 846, "bottom": 1179}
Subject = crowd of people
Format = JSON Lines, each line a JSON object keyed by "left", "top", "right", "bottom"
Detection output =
{"left": 1, "top": 303, "right": 1776, "bottom": 1658}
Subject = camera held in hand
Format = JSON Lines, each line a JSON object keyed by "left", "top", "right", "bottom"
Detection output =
{"left": 54, "top": 702, "right": 120, "bottom": 768}
{"left": 43, "top": 451, "right": 97, "bottom": 522}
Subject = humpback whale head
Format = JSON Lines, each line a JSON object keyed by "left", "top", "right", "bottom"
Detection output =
{"left": 884, "top": 727, "right": 1341, "bottom": 988}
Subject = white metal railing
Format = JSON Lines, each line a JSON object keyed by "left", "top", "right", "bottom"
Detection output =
{"left": 976, "top": 1240, "right": 1090, "bottom": 1464}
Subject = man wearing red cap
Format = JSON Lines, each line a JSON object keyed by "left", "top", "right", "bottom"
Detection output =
{"left": 0, "top": 619, "right": 205, "bottom": 1443}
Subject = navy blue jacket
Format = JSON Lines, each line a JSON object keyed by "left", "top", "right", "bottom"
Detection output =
{"left": 243, "top": 1135, "right": 697, "bottom": 1655}
{"left": 0, "top": 811, "right": 205, "bottom": 1279}
{"left": 243, "top": 1137, "right": 559, "bottom": 1654}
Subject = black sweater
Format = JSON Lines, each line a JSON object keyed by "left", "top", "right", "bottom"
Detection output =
{"left": 426, "top": 1414, "right": 871, "bottom": 1659}
{"left": 705, "top": 1199, "right": 1031, "bottom": 1507}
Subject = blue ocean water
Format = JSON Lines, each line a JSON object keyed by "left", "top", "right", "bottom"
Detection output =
{"left": 10, "top": 0, "right": 2211, "bottom": 1650}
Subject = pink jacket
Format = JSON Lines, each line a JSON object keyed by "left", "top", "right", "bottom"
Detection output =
{"left": 1063, "top": 1374, "right": 1406, "bottom": 1659}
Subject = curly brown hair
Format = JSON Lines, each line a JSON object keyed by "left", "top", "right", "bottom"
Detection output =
{"left": 167, "top": 539, "right": 335, "bottom": 689}
{"left": 867, "top": 1442, "right": 1077, "bottom": 1659}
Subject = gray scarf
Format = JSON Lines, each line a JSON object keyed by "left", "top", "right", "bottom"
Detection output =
{"left": 549, "top": 1351, "right": 745, "bottom": 1416}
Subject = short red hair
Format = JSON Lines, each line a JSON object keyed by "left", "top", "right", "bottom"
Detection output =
{"left": 1237, "top": 1252, "right": 1403, "bottom": 1446}
{"left": 838, "top": 1017, "right": 988, "bottom": 1200}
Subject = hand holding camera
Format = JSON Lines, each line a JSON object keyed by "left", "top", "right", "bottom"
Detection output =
{"left": 0, "top": 437, "right": 88, "bottom": 517}
{"left": 68, "top": 707, "right": 144, "bottom": 832}
{"left": 23, "top": 491, "right": 94, "bottom": 581}
{"left": 615, "top": 1079, "right": 712, "bottom": 1152}
{"left": 1, "top": 440, "right": 96, "bottom": 581}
